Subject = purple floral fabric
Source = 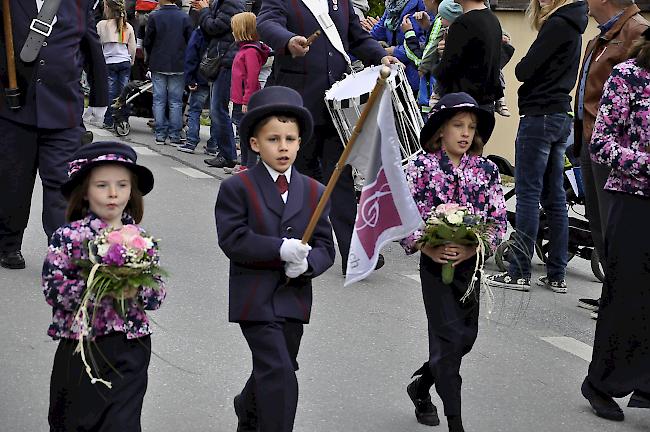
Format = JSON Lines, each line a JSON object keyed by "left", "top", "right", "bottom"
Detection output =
{"left": 590, "top": 59, "right": 650, "bottom": 197}
{"left": 42, "top": 213, "right": 166, "bottom": 341}
{"left": 400, "top": 149, "right": 507, "bottom": 254}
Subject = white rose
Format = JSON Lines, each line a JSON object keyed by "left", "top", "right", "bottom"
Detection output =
{"left": 97, "top": 243, "right": 110, "bottom": 257}
{"left": 446, "top": 213, "right": 463, "bottom": 225}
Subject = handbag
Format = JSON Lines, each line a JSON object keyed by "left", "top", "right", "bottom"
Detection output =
{"left": 199, "top": 41, "right": 234, "bottom": 80}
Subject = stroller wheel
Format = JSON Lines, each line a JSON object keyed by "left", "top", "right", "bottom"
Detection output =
{"left": 495, "top": 240, "right": 514, "bottom": 272}
{"left": 590, "top": 249, "right": 605, "bottom": 282}
{"left": 115, "top": 121, "right": 130, "bottom": 136}
{"left": 535, "top": 239, "right": 575, "bottom": 263}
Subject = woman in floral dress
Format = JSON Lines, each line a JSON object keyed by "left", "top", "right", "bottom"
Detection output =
{"left": 401, "top": 92, "right": 506, "bottom": 432}
{"left": 581, "top": 29, "right": 650, "bottom": 422}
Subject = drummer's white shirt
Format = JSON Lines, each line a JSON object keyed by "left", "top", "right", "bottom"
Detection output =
{"left": 35, "top": 0, "right": 58, "bottom": 26}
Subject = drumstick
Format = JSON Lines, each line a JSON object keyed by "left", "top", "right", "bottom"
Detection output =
{"left": 301, "top": 30, "right": 321, "bottom": 47}
{"left": 2, "top": 0, "right": 20, "bottom": 109}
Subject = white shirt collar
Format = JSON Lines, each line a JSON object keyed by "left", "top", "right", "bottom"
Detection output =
{"left": 262, "top": 162, "right": 292, "bottom": 203}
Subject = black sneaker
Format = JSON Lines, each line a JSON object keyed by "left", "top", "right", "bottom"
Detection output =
{"left": 581, "top": 377, "right": 624, "bottom": 421}
{"left": 177, "top": 144, "right": 197, "bottom": 154}
{"left": 485, "top": 272, "right": 530, "bottom": 291}
{"left": 406, "top": 378, "right": 440, "bottom": 426}
{"left": 536, "top": 276, "right": 567, "bottom": 293}
{"left": 205, "top": 155, "right": 236, "bottom": 168}
{"left": 0, "top": 250, "right": 25, "bottom": 269}
{"left": 578, "top": 298, "right": 599, "bottom": 312}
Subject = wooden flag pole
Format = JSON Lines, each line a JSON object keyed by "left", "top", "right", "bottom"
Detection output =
{"left": 301, "top": 65, "right": 392, "bottom": 245}
{"left": 2, "top": 0, "right": 21, "bottom": 109}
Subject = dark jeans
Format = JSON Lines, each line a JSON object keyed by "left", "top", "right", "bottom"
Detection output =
{"left": 207, "top": 69, "right": 236, "bottom": 160}
{"left": 0, "top": 117, "right": 82, "bottom": 251}
{"left": 104, "top": 61, "right": 131, "bottom": 127}
{"left": 231, "top": 103, "right": 257, "bottom": 168}
{"left": 509, "top": 113, "right": 572, "bottom": 280}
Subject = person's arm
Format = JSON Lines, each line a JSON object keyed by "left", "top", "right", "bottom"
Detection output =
{"left": 257, "top": 0, "right": 298, "bottom": 55}
{"left": 143, "top": 13, "right": 156, "bottom": 58}
{"left": 399, "top": 157, "right": 429, "bottom": 254}
{"left": 198, "top": 0, "right": 243, "bottom": 38}
{"left": 127, "top": 23, "right": 137, "bottom": 64}
{"left": 369, "top": 11, "right": 388, "bottom": 41}
{"left": 138, "top": 276, "right": 166, "bottom": 310}
{"left": 482, "top": 161, "right": 507, "bottom": 254}
{"left": 514, "top": 18, "right": 564, "bottom": 83}
{"left": 42, "top": 230, "right": 85, "bottom": 312}
{"left": 590, "top": 67, "right": 650, "bottom": 178}
{"left": 418, "top": 17, "right": 442, "bottom": 74}
{"left": 242, "top": 50, "right": 260, "bottom": 104}
{"left": 304, "top": 192, "right": 336, "bottom": 278}
{"left": 185, "top": 32, "right": 201, "bottom": 87}
{"left": 433, "top": 19, "right": 467, "bottom": 89}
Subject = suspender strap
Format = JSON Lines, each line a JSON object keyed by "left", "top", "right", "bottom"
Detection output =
{"left": 20, "top": 0, "right": 62, "bottom": 63}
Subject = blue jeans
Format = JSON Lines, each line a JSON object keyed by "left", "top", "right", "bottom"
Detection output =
{"left": 104, "top": 61, "right": 131, "bottom": 127}
{"left": 186, "top": 85, "right": 210, "bottom": 148}
{"left": 151, "top": 72, "right": 184, "bottom": 142}
{"left": 207, "top": 69, "right": 236, "bottom": 160}
{"left": 509, "top": 113, "right": 572, "bottom": 280}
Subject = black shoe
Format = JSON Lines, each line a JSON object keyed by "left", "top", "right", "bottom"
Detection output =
{"left": 205, "top": 155, "right": 236, "bottom": 168}
{"left": 447, "top": 415, "right": 465, "bottom": 432}
{"left": 341, "top": 253, "right": 385, "bottom": 276}
{"left": 234, "top": 394, "right": 257, "bottom": 432}
{"left": 628, "top": 390, "right": 650, "bottom": 408}
{"left": 407, "top": 378, "right": 440, "bottom": 426}
{"left": 581, "top": 377, "right": 624, "bottom": 421}
{"left": 578, "top": 298, "right": 599, "bottom": 312}
{"left": 0, "top": 251, "right": 25, "bottom": 269}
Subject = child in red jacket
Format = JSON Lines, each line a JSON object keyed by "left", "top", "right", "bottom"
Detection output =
{"left": 230, "top": 12, "right": 271, "bottom": 173}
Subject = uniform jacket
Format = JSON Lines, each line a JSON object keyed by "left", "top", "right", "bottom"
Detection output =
{"left": 215, "top": 164, "right": 335, "bottom": 323}
{"left": 590, "top": 59, "right": 650, "bottom": 197}
{"left": 197, "top": 0, "right": 246, "bottom": 70}
{"left": 369, "top": 0, "right": 427, "bottom": 92}
{"left": 400, "top": 149, "right": 507, "bottom": 254}
{"left": 144, "top": 4, "right": 193, "bottom": 73}
{"left": 257, "top": 0, "right": 386, "bottom": 124}
{"left": 42, "top": 213, "right": 166, "bottom": 341}
{"left": 230, "top": 41, "right": 271, "bottom": 105}
{"left": 573, "top": 5, "right": 649, "bottom": 156}
{"left": 0, "top": 0, "right": 108, "bottom": 128}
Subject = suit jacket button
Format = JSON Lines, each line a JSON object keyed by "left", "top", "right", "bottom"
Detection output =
{"left": 42, "top": 42, "right": 47, "bottom": 47}
{"left": 286, "top": 226, "right": 293, "bottom": 233}
{"left": 39, "top": 60, "right": 45, "bottom": 65}
{"left": 36, "top": 78, "right": 42, "bottom": 83}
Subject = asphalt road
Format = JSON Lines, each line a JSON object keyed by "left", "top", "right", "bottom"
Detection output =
{"left": 0, "top": 118, "right": 647, "bottom": 432}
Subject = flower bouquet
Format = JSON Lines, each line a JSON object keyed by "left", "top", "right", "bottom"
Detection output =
{"left": 418, "top": 204, "right": 491, "bottom": 301}
{"left": 74, "top": 224, "right": 166, "bottom": 387}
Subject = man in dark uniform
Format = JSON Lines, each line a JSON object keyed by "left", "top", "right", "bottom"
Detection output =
{"left": 0, "top": 0, "right": 108, "bottom": 269}
{"left": 257, "top": 0, "right": 397, "bottom": 274}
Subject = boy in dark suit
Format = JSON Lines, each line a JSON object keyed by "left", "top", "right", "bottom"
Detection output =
{"left": 215, "top": 86, "right": 335, "bottom": 432}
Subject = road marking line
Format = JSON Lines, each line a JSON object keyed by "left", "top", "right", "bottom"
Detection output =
{"left": 540, "top": 336, "right": 592, "bottom": 362}
{"left": 131, "top": 146, "right": 159, "bottom": 156}
{"left": 172, "top": 167, "right": 213, "bottom": 179}
{"left": 405, "top": 273, "right": 420, "bottom": 283}
{"left": 90, "top": 128, "right": 113, "bottom": 137}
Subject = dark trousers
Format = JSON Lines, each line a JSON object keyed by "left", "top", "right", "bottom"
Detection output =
{"left": 293, "top": 123, "right": 356, "bottom": 271}
{"left": 49, "top": 333, "right": 151, "bottom": 432}
{"left": 239, "top": 321, "right": 304, "bottom": 432}
{"left": 587, "top": 193, "right": 650, "bottom": 397}
{"left": 232, "top": 103, "right": 257, "bottom": 168}
{"left": 0, "top": 117, "right": 82, "bottom": 252}
{"left": 414, "top": 255, "right": 480, "bottom": 417}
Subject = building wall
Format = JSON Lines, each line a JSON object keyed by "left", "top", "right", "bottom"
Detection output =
{"left": 487, "top": 11, "right": 650, "bottom": 162}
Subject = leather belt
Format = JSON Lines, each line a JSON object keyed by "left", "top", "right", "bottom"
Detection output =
{"left": 20, "top": 0, "right": 62, "bottom": 63}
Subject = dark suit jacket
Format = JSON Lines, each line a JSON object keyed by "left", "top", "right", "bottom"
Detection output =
{"left": 144, "top": 4, "right": 193, "bottom": 73}
{"left": 257, "top": 0, "right": 386, "bottom": 124}
{"left": 0, "top": 0, "right": 108, "bottom": 128}
{"left": 215, "top": 164, "right": 335, "bottom": 323}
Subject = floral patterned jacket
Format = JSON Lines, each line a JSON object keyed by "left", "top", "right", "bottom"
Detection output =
{"left": 400, "top": 149, "right": 507, "bottom": 254}
{"left": 590, "top": 59, "right": 650, "bottom": 197}
{"left": 42, "top": 213, "right": 166, "bottom": 340}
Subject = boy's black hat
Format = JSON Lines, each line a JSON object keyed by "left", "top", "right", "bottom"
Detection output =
{"left": 238, "top": 86, "right": 314, "bottom": 146}
{"left": 420, "top": 92, "right": 495, "bottom": 146}
{"left": 61, "top": 141, "right": 154, "bottom": 198}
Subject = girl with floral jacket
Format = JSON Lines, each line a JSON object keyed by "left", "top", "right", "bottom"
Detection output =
{"left": 43, "top": 141, "right": 165, "bottom": 432}
{"left": 401, "top": 93, "right": 506, "bottom": 432}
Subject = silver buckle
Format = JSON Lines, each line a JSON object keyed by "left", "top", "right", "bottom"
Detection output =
{"left": 30, "top": 18, "right": 53, "bottom": 37}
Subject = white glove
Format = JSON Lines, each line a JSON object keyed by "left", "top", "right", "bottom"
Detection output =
{"left": 279, "top": 238, "right": 311, "bottom": 263}
{"left": 285, "top": 258, "right": 309, "bottom": 278}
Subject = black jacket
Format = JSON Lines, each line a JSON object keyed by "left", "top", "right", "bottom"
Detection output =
{"left": 144, "top": 5, "right": 193, "bottom": 73}
{"left": 198, "top": 0, "right": 246, "bottom": 70}
{"left": 515, "top": 1, "right": 588, "bottom": 115}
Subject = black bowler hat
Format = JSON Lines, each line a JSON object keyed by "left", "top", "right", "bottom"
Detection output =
{"left": 61, "top": 141, "right": 154, "bottom": 198}
{"left": 238, "top": 86, "right": 314, "bottom": 146}
{"left": 420, "top": 92, "right": 496, "bottom": 147}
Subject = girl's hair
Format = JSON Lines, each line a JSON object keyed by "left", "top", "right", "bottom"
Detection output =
{"left": 422, "top": 111, "right": 485, "bottom": 156}
{"left": 526, "top": 0, "right": 573, "bottom": 31}
{"left": 628, "top": 31, "right": 650, "bottom": 70}
{"left": 104, "top": 0, "right": 128, "bottom": 42}
{"left": 65, "top": 167, "right": 144, "bottom": 223}
{"left": 231, "top": 12, "right": 258, "bottom": 42}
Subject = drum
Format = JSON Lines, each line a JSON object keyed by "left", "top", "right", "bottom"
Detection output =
{"left": 325, "top": 65, "right": 424, "bottom": 165}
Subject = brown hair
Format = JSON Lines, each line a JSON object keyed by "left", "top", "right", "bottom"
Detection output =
{"left": 231, "top": 12, "right": 258, "bottom": 42}
{"left": 526, "top": 0, "right": 573, "bottom": 31}
{"left": 628, "top": 31, "right": 650, "bottom": 70}
{"left": 422, "top": 112, "right": 485, "bottom": 155}
{"left": 65, "top": 167, "right": 144, "bottom": 223}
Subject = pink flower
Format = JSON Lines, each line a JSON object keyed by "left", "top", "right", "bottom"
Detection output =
{"left": 435, "top": 203, "right": 462, "bottom": 215}
{"left": 129, "top": 235, "right": 147, "bottom": 250}
{"left": 107, "top": 230, "right": 124, "bottom": 245}
{"left": 120, "top": 224, "right": 140, "bottom": 242}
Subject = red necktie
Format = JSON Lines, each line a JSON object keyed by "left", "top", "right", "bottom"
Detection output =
{"left": 276, "top": 174, "right": 288, "bottom": 195}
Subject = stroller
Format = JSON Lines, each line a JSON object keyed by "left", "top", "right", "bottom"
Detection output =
{"left": 111, "top": 79, "right": 154, "bottom": 137}
{"left": 487, "top": 154, "right": 605, "bottom": 282}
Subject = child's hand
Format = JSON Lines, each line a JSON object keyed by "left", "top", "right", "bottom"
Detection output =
{"left": 285, "top": 258, "right": 308, "bottom": 278}
{"left": 420, "top": 244, "right": 454, "bottom": 264}
{"left": 401, "top": 15, "right": 413, "bottom": 33}
{"left": 412, "top": 11, "right": 431, "bottom": 30}
{"left": 447, "top": 243, "right": 477, "bottom": 267}
{"left": 280, "top": 238, "right": 312, "bottom": 263}
{"left": 107, "top": 285, "right": 139, "bottom": 300}
{"left": 242, "top": 105, "right": 248, "bottom": 113}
